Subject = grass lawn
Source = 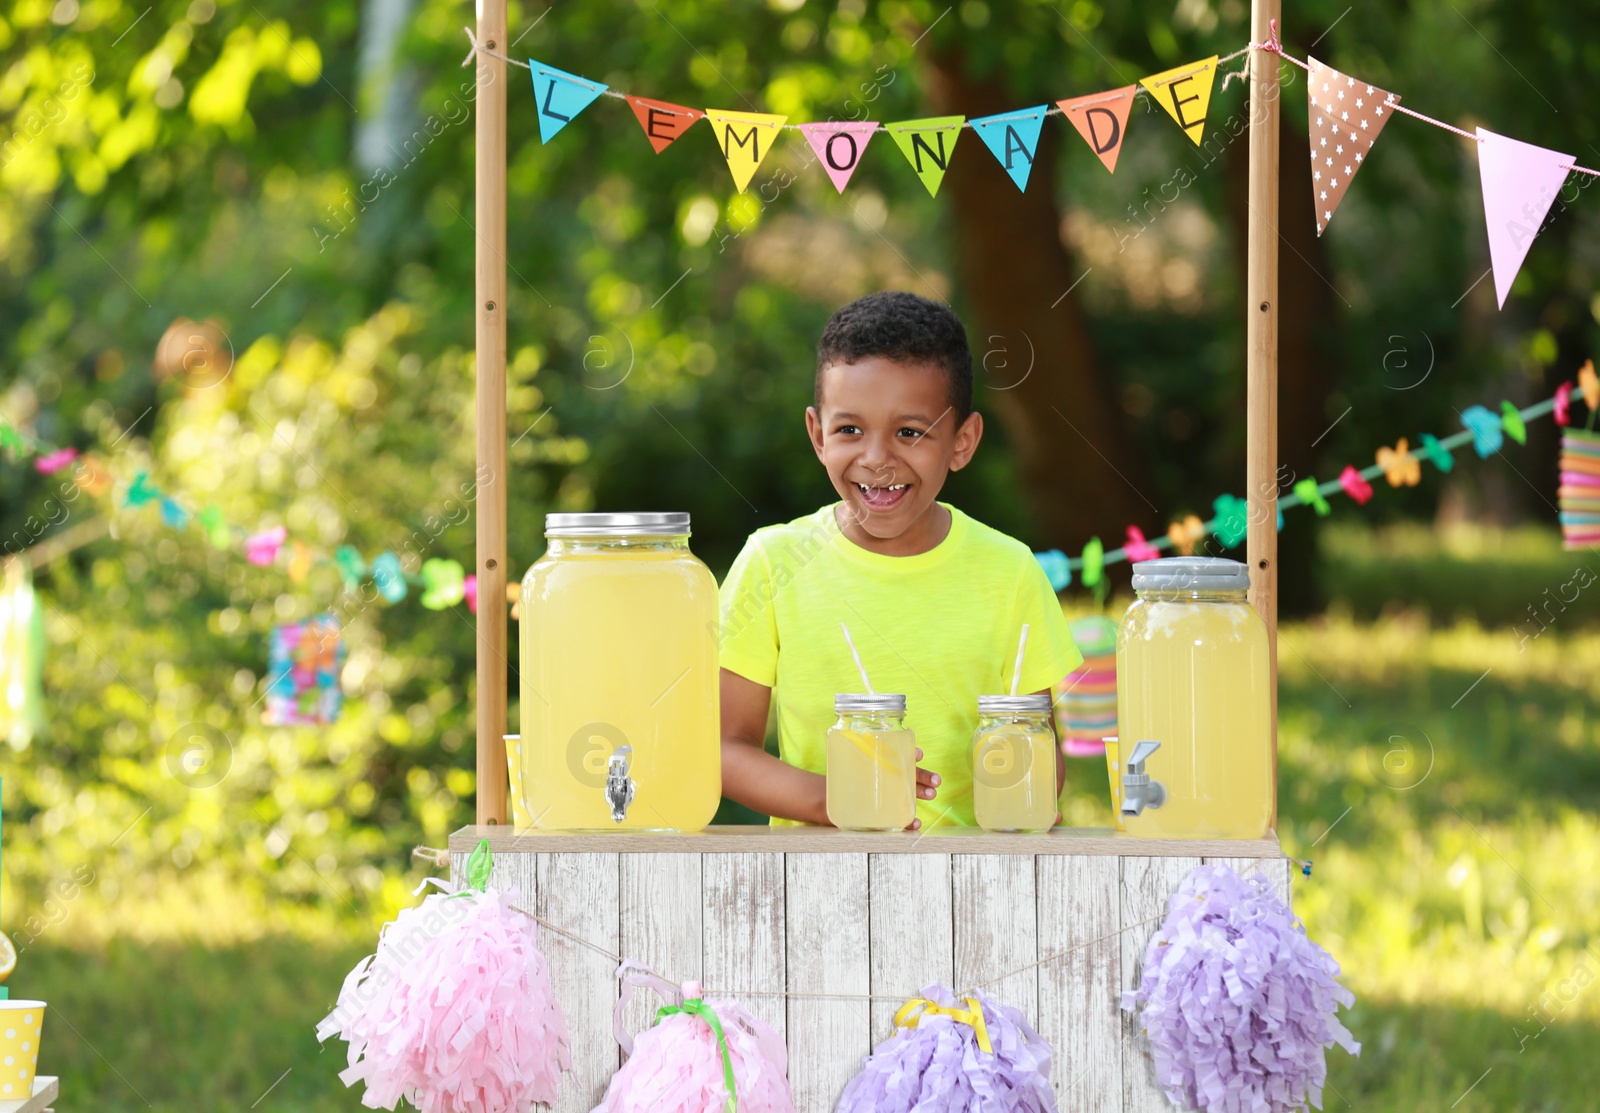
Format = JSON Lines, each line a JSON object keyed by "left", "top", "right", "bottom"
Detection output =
{"left": 18, "top": 526, "right": 1600, "bottom": 1110}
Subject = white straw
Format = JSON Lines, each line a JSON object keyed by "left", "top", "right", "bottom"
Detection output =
{"left": 1009, "top": 624, "right": 1030, "bottom": 696}
{"left": 840, "top": 622, "right": 875, "bottom": 695}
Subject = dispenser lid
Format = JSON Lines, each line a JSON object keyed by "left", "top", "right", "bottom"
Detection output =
{"left": 1131, "top": 556, "right": 1250, "bottom": 593}
{"left": 977, "top": 694, "right": 1053, "bottom": 714}
{"left": 545, "top": 512, "right": 690, "bottom": 537}
{"left": 835, "top": 693, "right": 907, "bottom": 713}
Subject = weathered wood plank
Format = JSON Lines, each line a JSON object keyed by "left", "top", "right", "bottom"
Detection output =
{"left": 449, "top": 824, "right": 1286, "bottom": 858}
{"left": 952, "top": 855, "right": 1037, "bottom": 1017}
{"left": 537, "top": 852, "right": 620, "bottom": 1113}
{"left": 1037, "top": 855, "right": 1121, "bottom": 1113}
{"left": 1119, "top": 855, "right": 1200, "bottom": 1113}
{"left": 618, "top": 853, "right": 704, "bottom": 1042}
{"left": 702, "top": 852, "right": 787, "bottom": 1040}
{"left": 786, "top": 853, "right": 871, "bottom": 1112}
{"left": 868, "top": 852, "right": 953, "bottom": 1040}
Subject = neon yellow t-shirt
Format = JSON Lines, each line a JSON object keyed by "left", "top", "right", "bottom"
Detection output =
{"left": 718, "top": 503, "right": 1083, "bottom": 828}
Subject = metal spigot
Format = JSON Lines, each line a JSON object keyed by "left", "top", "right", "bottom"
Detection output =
{"left": 604, "top": 745, "right": 636, "bottom": 823}
{"left": 1121, "top": 739, "right": 1167, "bottom": 817}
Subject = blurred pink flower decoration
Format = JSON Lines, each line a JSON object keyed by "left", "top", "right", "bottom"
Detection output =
{"left": 464, "top": 574, "right": 478, "bottom": 614}
{"left": 34, "top": 447, "right": 78, "bottom": 475}
{"left": 245, "top": 526, "right": 287, "bottom": 567}
{"left": 1123, "top": 526, "right": 1159, "bottom": 563}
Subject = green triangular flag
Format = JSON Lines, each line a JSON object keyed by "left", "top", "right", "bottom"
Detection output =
{"left": 885, "top": 116, "right": 965, "bottom": 197}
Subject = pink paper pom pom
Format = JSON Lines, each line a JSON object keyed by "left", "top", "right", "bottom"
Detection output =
{"left": 593, "top": 966, "right": 794, "bottom": 1113}
{"left": 317, "top": 882, "right": 571, "bottom": 1113}
{"left": 1122, "top": 864, "right": 1359, "bottom": 1113}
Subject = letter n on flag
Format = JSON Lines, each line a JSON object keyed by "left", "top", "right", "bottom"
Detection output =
{"left": 1476, "top": 127, "right": 1573, "bottom": 308}
{"left": 705, "top": 110, "right": 788, "bottom": 192}
{"left": 626, "top": 96, "right": 704, "bottom": 153}
{"left": 798, "top": 122, "right": 878, "bottom": 193}
{"left": 1057, "top": 86, "right": 1135, "bottom": 173}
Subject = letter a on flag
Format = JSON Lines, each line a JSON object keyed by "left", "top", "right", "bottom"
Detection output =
{"left": 1139, "top": 56, "right": 1217, "bottom": 146}
{"left": 529, "top": 60, "right": 608, "bottom": 144}
{"left": 886, "top": 116, "right": 965, "bottom": 197}
{"left": 971, "top": 106, "right": 1048, "bottom": 191}
{"left": 626, "top": 96, "right": 704, "bottom": 153}
{"left": 705, "top": 110, "right": 788, "bottom": 192}
{"left": 1476, "top": 127, "right": 1574, "bottom": 308}
{"left": 1057, "top": 86, "right": 1136, "bottom": 173}
{"left": 799, "top": 122, "right": 879, "bottom": 193}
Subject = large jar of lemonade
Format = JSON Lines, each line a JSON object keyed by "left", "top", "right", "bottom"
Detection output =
{"left": 519, "top": 513, "right": 720, "bottom": 831}
{"left": 826, "top": 695, "right": 916, "bottom": 831}
{"left": 1115, "top": 557, "right": 1272, "bottom": 839}
{"left": 972, "top": 694, "right": 1058, "bottom": 833}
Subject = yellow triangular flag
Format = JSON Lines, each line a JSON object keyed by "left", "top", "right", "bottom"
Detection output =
{"left": 885, "top": 116, "right": 965, "bottom": 198}
{"left": 1138, "top": 56, "right": 1218, "bottom": 146}
{"left": 705, "top": 109, "right": 788, "bottom": 192}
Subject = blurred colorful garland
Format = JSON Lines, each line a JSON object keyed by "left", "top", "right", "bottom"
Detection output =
{"left": 1033, "top": 377, "right": 1586, "bottom": 594}
{"left": 0, "top": 425, "right": 478, "bottom": 614}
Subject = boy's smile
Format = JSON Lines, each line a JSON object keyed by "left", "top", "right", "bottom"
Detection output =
{"left": 807, "top": 357, "right": 983, "bottom": 557}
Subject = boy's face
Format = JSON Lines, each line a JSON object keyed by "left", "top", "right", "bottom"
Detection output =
{"left": 806, "top": 357, "right": 983, "bottom": 547}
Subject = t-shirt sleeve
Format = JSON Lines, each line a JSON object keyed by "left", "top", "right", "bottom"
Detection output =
{"left": 1012, "top": 553, "right": 1083, "bottom": 692}
{"left": 718, "top": 536, "right": 780, "bottom": 688}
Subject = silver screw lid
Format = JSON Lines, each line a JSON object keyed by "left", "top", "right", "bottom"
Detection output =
{"left": 545, "top": 512, "right": 691, "bottom": 537}
{"left": 835, "top": 693, "right": 907, "bottom": 713}
{"left": 1131, "top": 556, "right": 1250, "bottom": 593}
{"left": 977, "top": 694, "right": 1053, "bottom": 715}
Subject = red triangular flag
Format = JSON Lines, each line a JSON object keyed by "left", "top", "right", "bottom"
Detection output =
{"left": 1307, "top": 56, "right": 1399, "bottom": 236}
{"left": 626, "top": 96, "right": 704, "bottom": 153}
{"left": 1056, "top": 86, "right": 1135, "bottom": 173}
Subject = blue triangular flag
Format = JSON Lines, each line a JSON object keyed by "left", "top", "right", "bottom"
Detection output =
{"left": 971, "top": 105, "right": 1048, "bottom": 191}
{"left": 529, "top": 60, "right": 608, "bottom": 144}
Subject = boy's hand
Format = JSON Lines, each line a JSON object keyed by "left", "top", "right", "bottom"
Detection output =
{"left": 907, "top": 747, "right": 941, "bottom": 831}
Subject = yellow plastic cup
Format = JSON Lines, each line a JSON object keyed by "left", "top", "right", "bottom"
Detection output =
{"left": 504, "top": 734, "right": 531, "bottom": 829}
{"left": 0, "top": 1000, "right": 45, "bottom": 1104}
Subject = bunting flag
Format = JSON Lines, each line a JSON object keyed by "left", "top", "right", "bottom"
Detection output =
{"left": 1306, "top": 57, "right": 1398, "bottom": 236}
{"left": 971, "top": 106, "right": 1048, "bottom": 192}
{"left": 625, "top": 96, "right": 703, "bottom": 153}
{"left": 1138, "top": 56, "right": 1217, "bottom": 146}
{"left": 704, "top": 109, "right": 788, "bottom": 192}
{"left": 799, "top": 122, "right": 879, "bottom": 194}
{"left": 1476, "top": 127, "right": 1573, "bottom": 308}
{"left": 885, "top": 116, "right": 964, "bottom": 197}
{"left": 1057, "top": 87, "right": 1136, "bottom": 173}
{"left": 530, "top": 60, "right": 608, "bottom": 145}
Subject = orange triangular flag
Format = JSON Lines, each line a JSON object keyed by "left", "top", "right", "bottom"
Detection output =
{"left": 1057, "top": 86, "right": 1136, "bottom": 173}
{"left": 626, "top": 96, "right": 704, "bottom": 153}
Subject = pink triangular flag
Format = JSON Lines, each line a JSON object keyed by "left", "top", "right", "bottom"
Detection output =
{"left": 1476, "top": 127, "right": 1573, "bottom": 308}
{"left": 799, "top": 122, "right": 879, "bottom": 193}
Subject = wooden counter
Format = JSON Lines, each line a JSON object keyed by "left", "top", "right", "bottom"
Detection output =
{"left": 448, "top": 824, "right": 1289, "bottom": 1113}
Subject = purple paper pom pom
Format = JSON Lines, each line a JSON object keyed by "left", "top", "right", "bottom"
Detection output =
{"left": 834, "top": 985, "right": 1057, "bottom": 1112}
{"left": 1122, "top": 864, "right": 1360, "bottom": 1113}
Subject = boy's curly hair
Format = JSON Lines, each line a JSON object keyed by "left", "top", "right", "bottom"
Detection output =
{"left": 816, "top": 291, "right": 973, "bottom": 419}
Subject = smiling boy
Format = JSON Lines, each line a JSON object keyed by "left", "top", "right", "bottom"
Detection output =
{"left": 718, "top": 291, "right": 1082, "bottom": 828}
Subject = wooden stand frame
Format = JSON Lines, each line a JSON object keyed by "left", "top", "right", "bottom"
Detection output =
{"left": 468, "top": 0, "right": 1283, "bottom": 829}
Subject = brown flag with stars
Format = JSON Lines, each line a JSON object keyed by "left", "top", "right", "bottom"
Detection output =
{"left": 1307, "top": 57, "right": 1400, "bottom": 236}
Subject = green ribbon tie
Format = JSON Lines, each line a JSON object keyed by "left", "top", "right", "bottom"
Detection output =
{"left": 465, "top": 837, "right": 492, "bottom": 892}
{"left": 656, "top": 998, "right": 736, "bottom": 1113}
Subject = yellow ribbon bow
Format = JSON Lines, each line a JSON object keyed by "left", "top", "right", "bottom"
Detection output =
{"left": 1376, "top": 437, "right": 1421, "bottom": 487}
{"left": 894, "top": 996, "right": 993, "bottom": 1054}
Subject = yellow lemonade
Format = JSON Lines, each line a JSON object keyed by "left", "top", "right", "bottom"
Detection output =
{"left": 973, "top": 727, "right": 1058, "bottom": 832}
{"left": 826, "top": 719, "right": 916, "bottom": 831}
{"left": 1116, "top": 558, "right": 1272, "bottom": 839}
{"left": 519, "top": 516, "right": 720, "bottom": 831}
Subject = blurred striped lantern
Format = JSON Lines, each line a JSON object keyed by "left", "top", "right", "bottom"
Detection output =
{"left": 1056, "top": 615, "right": 1118, "bottom": 758}
{"left": 1560, "top": 428, "right": 1600, "bottom": 549}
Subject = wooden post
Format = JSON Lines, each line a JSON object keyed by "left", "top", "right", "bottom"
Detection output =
{"left": 1245, "top": 0, "right": 1281, "bottom": 831}
{"left": 474, "top": 0, "right": 509, "bottom": 825}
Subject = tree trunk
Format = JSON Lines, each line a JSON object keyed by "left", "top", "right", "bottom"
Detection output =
{"left": 923, "top": 54, "right": 1153, "bottom": 551}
